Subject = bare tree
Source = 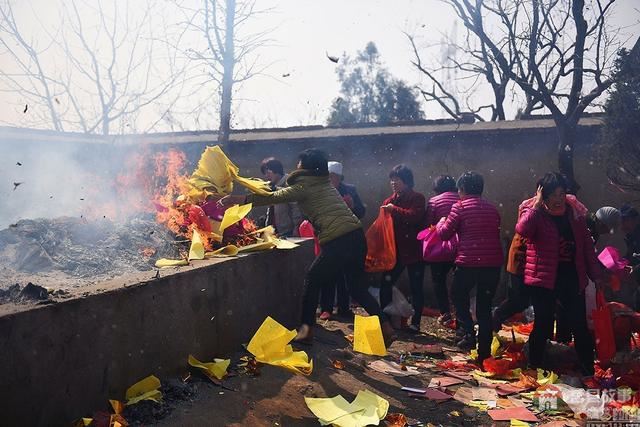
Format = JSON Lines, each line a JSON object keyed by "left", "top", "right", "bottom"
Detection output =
{"left": 0, "top": 0, "right": 187, "bottom": 135}
{"left": 435, "top": 0, "right": 623, "bottom": 192}
{"left": 175, "top": 0, "right": 273, "bottom": 146}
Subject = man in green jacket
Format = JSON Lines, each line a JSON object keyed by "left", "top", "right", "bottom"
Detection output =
{"left": 219, "top": 148, "right": 392, "bottom": 344}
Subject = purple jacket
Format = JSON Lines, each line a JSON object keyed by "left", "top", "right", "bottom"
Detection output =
{"left": 515, "top": 206, "right": 603, "bottom": 291}
{"left": 437, "top": 196, "right": 503, "bottom": 267}
{"left": 426, "top": 191, "right": 459, "bottom": 226}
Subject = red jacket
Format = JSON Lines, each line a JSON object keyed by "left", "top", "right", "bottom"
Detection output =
{"left": 384, "top": 190, "right": 426, "bottom": 265}
{"left": 426, "top": 191, "right": 459, "bottom": 226}
{"left": 437, "top": 196, "right": 503, "bottom": 267}
{"left": 515, "top": 206, "right": 602, "bottom": 291}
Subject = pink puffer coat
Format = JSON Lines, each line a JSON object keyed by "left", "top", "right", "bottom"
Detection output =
{"left": 515, "top": 206, "right": 602, "bottom": 291}
{"left": 426, "top": 191, "right": 459, "bottom": 226}
{"left": 437, "top": 196, "right": 504, "bottom": 267}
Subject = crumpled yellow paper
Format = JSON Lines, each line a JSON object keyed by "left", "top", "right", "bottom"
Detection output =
{"left": 188, "top": 354, "right": 230, "bottom": 380}
{"left": 353, "top": 315, "right": 386, "bottom": 356}
{"left": 237, "top": 241, "right": 277, "bottom": 253}
{"left": 304, "top": 389, "right": 389, "bottom": 427}
{"left": 510, "top": 420, "right": 531, "bottom": 427}
{"left": 72, "top": 418, "right": 94, "bottom": 427}
{"left": 205, "top": 245, "right": 239, "bottom": 257}
{"left": 187, "top": 146, "right": 271, "bottom": 201}
{"left": 470, "top": 335, "right": 501, "bottom": 360}
{"left": 536, "top": 369, "right": 558, "bottom": 385}
{"left": 125, "top": 375, "right": 162, "bottom": 405}
{"left": 247, "top": 316, "right": 313, "bottom": 375}
{"left": 155, "top": 258, "right": 188, "bottom": 268}
{"left": 188, "top": 229, "right": 205, "bottom": 261}
{"left": 220, "top": 203, "right": 252, "bottom": 234}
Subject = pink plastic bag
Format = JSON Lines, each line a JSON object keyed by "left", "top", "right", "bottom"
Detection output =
{"left": 598, "top": 246, "right": 630, "bottom": 277}
{"left": 416, "top": 226, "right": 457, "bottom": 263}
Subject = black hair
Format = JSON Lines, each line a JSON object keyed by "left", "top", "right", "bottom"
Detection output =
{"left": 433, "top": 175, "right": 457, "bottom": 194}
{"left": 389, "top": 164, "right": 414, "bottom": 188}
{"left": 260, "top": 157, "right": 284, "bottom": 176}
{"left": 298, "top": 148, "right": 329, "bottom": 174}
{"left": 621, "top": 204, "right": 640, "bottom": 219}
{"left": 456, "top": 171, "right": 484, "bottom": 196}
{"left": 537, "top": 172, "right": 568, "bottom": 200}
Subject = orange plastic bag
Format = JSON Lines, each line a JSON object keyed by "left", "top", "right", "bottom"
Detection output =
{"left": 365, "top": 209, "right": 396, "bottom": 273}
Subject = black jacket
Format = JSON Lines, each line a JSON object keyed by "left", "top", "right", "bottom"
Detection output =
{"left": 337, "top": 182, "right": 365, "bottom": 219}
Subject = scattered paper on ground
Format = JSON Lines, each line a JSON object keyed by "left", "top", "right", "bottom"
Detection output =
{"left": 125, "top": 375, "right": 162, "bottom": 406}
{"left": 188, "top": 354, "right": 230, "bottom": 380}
{"left": 424, "top": 388, "right": 453, "bottom": 401}
{"left": 428, "top": 376, "right": 463, "bottom": 388}
{"left": 487, "top": 407, "right": 539, "bottom": 422}
{"left": 247, "top": 316, "right": 313, "bottom": 375}
{"left": 353, "top": 315, "right": 386, "bottom": 356}
{"left": 305, "top": 389, "right": 389, "bottom": 427}
{"left": 368, "top": 360, "right": 420, "bottom": 376}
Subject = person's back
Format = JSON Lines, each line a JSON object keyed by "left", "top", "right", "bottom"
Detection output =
{"left": 440, "top": 196, "right": 503, "bottom": 267}
{"left": 427, "top": 191, "right": 459, "bottom": 225}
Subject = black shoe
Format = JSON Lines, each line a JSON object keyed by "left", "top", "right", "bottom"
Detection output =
{"left": 457, "top": 334, "right": 477, "bottom": 350}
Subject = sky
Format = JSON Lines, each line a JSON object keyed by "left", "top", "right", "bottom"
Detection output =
{"left": 1, "top": 0, "right": 639, "bottom": 132}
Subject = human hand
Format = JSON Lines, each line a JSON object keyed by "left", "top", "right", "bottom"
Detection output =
{"left": 533, "top": 185, "right": 544, "bottom": 210}
{"left": 381, "top": 203, "right": 395, "bottom": 213}
{"left": 217, "top": 194, "right": 246, "bottom": 208}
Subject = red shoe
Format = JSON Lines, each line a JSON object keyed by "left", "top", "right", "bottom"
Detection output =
{"left": 319, "top": 311, "right": 331, "bottom": 321}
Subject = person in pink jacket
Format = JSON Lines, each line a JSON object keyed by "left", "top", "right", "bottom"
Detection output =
{"left": 426, "top": 175, "right": 459, "bottom": 325}
{"left": 516, "top": 172, "right": 605, "bottom": 376}
{"left": 437, "top": 171, "right": 503, "bottom": 363}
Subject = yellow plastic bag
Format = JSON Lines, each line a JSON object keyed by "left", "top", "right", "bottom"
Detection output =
{"left": 188, "top": 229, "right": 205, "bottom": 261}
{"left": 353, "top": 315, "right": 386, "bottom": 356}
{"left": 188, "top": 354, "right": 230, "bottom": 380}
{"left": 125, "top": 375, "right": 162, "bottom": 405}
{"left": 155, "top": 258, "right": 188, "bottom": 268}
{"left": 247, "top": 317, "right": 313, "bottom": 375}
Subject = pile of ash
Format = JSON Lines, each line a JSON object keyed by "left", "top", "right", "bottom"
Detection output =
{"left": 0, "top": 215, "right": 186, "bottom": 293}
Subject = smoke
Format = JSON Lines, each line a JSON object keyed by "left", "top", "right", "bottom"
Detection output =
{"left": 0, "top": 139, "right": 159, "bottom": 229}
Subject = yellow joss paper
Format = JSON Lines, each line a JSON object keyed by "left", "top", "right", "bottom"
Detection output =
{"left": 109, "top": 399, "right": 125, "bottom": 414}
{"left": 537, "top": 369, "right": 558, "bottom": 385}
{"left": 234, "top": 175, "right": 272, "bottom": 196}
{"left": 188, "top": 229, "right": 205, "bottom": 261}
{"left": 188, "top": 354, "right": 230, "bottom": 380}
{"left": 247, "top": 316, "right": 313, "bottom": 375}
{"left": 353, "top": 315, "right": 387, "bottom": 356}
{"left": 72, "top": 418, "right": 94, "bottom": 427}
{"left": 125, "top": 375, "right": 162, "bottom": 405}
{"left": 205, "top": 245, "right": 239, "bottom": 257}
{"left": 304, "top": 390, "right": 389, "bottom": 427}
{"left": 155, "top": 258, "right": 188, "bottom": 268}
{"left": 491, "top": 334, "right": 501, "bottom": 357}
{"left": 510, "top": 420, "right": 531, "bottom": 427}
{"left": 274, "top": 239, "right": 299, "bottom": 250}
{"left": 220, "top": 203, "right": 252, "bottom": 234}
{"left": 237, "top": 241, "right": 277, "bottom": 253}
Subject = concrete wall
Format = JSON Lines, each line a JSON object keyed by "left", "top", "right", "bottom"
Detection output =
{"left": 0, "top": 241, "right": 314, "bottom": 426}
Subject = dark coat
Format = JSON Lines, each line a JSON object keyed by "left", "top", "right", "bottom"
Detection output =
{"left": 383, "top": 189, "right": 426, "bottom": 265}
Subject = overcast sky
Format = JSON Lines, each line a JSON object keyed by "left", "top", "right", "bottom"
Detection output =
{"left": 1, "top": 0, "right": 639, "bottom": 132}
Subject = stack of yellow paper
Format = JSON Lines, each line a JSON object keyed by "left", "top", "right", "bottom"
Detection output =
{"left": 247, "top": 317, "right": 313, "bottom": 375}
{"left": 304, "top": 389, "right": 389, "bottom": 427}
{"left": 353, "top": 315, "right": 387, "bottom": 356}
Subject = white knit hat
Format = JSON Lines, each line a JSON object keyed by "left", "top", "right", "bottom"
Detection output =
{"left": 327, "top": 161, "right": 343, "bottom": 176}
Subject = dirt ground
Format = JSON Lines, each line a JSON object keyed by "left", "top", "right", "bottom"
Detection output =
{"left": 137, "top": 314, "right": 495, "bottom": 427}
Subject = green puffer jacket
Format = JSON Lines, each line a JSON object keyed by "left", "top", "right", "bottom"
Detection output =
{"left": 246, "top": 169, "right": 362, "bottom": 245}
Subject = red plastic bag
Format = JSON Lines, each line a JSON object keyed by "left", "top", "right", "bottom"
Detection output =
{"left": 298, "top": 220, "right": 320, "bottom": 255}
{"left": 364, "top": 209, "right": 396, "bottom": 272}
{"left": 592, "top": 290, "right": 616, "bottom": 364}
{"left": 416, "top": 223, "right": 457, "bottom": 262}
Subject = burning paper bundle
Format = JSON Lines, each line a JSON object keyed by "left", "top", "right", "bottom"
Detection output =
{"left": 154, "top": 146, "right": 291, "bottom": 266}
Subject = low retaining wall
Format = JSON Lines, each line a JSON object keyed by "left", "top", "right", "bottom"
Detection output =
{"left": 0, "top": 239, "right": 314, "bottom": 426}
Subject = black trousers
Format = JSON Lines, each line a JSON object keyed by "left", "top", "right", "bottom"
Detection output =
{"left": 493, "top": 273, "right": 530, "bottom": 327}
{"left": 380, "top": 260, "right": 425, "bottom": 326}
{"left": 431, "top": 262, "right": 455, "bottom": 314}
{"left": 528, "top": 269, "right": 594, "bottom": 370}
{"left": 453, "top": 266, "right": 500, "bottom": 359}
{"left": 320, "top": 274, "right": 350, "bottom": 314}
{"left": 302, "top": 229, "right": 384, "bottom": 326}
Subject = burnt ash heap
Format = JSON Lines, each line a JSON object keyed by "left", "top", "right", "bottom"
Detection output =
{"left": 0, "top": 215, "right": 183, "bottom": 279}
